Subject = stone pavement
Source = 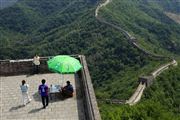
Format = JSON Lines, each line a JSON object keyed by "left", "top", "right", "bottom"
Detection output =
{"left": 0, "top": 73, "right": 85, "bottom": 120}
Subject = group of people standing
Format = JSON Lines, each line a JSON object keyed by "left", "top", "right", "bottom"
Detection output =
{"left": 20, "top": 79, "right": 49, "bottom": 108}
{"left": 19, "top": 55, "right": 74, "bottom": 108}
{"left": 20, "top": 79, "right": 74, "bottom": 109}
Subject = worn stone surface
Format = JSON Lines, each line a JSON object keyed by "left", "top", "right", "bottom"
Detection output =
{"left": 0, "top": 73, "right": 85, "bottom": 120}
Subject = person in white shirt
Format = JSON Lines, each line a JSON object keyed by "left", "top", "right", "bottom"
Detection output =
{"left": 33, "top": 54, "right": 40, "bottom": 74}
{"left": 20, "top": 80, "right": 31, "bottom": 106}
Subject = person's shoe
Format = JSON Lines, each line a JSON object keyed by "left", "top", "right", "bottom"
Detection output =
{"left": 43, "top": 106, "right": 46, "bottom": 109}
{"left": 45, "top": 104, "right": 48, "bottom": 108}
{"left": 27, "top": 99, "right": 32, "bottom": 103}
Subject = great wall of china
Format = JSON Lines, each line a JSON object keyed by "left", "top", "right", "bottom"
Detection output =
{"left": 95, "top": 0, "right": 178, "bottom": 105}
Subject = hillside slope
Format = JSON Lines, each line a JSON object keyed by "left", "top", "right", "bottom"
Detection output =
{"left": 97, "top": 0, "right": 180, "bottom": 119}
{"left": 0, "top": 0, "right": 161, "bottom": 93}
{"left": 100, "top": 62, "right": 180, "bottom": 120}
{"left": 99, "top": 0, "right": 180, "bottom": 55}
{"left": 0, "top": 0, "right": 180, "bottom": 119}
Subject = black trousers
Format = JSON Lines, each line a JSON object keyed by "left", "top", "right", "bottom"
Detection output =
{"left": 33, "top": 65, "right": 39, "bottom": 74}
{"left": 41, "top": 96, "right": 49, "bottom": 107}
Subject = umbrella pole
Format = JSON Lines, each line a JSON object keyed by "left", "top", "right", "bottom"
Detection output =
{"left": 61, "top": 74, "right": 64, "bottom": 87}
{"left": 59, "top": 74, "right": 62, "bottom": 86}
{"left": 63, "top": 74, "right": 64, "bottom": 86}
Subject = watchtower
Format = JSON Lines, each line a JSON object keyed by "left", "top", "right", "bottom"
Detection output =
{"left": 138, "top": 76, "right": 154, "bottom": 87}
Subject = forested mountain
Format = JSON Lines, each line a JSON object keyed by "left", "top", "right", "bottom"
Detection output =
{"left": 98, "top": 0, "right": 180, "bottom": 119}
{"left": 0, "top": 0, "right": 180, "bottom": 119}
{"left": 100, "top": 0, "right": 180, "bottom": 55}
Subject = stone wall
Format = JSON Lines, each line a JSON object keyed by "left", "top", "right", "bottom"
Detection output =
{"left": 0, "top": 55, "right": 101, "bottom": 120}
{"left": 78, "top": 55, "right": 102, "bottom": 120}
{"left": 0, "top": 58, "right": 50, "bottom": 76}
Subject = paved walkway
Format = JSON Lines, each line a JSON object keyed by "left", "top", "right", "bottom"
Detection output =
{"left": 0, "top": 73, "right": 85, "bottom": 120}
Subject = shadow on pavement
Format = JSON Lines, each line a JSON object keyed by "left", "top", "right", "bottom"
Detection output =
{"left": 33, "top": 91, "right": 72, "bottom": 103}
{"left": 28, "top": 107, "right": 43, "bottom": 114}
{"left": 9, "top": 105, "right": 25, "bottom": 112}
{"left": 49, "top": 93, "right": 65, "bottom": 102}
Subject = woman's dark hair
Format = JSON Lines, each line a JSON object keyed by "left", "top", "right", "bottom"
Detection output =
{"left": 42, "top": 79, "right": 46, "bottom": 84}
{"left": 22, "top": 80, "right": 26, "bottom": 85}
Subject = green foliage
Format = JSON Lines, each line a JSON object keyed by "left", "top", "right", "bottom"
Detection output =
{"left": 0, "top": 0, "right": 160, "bottom": 91}
{"left": 100, "top": 0, "right": 180, "bottom": 55}
{"left": 100, "top": 101, "right": 179, "bottom": 120}
{"left": 0, "top": 0, "right": 180, "bottom": 119}
{"left": 99, "top": 63, "right": 180, "bottom": 120}
{"left": 96, "top": 60, "right": 166, "bottom": 99}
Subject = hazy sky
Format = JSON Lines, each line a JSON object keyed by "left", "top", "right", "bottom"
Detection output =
{"left": 0, "top": 0, "right": 18, "bottom": 9}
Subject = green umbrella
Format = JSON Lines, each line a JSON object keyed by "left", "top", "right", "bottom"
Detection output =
{"left": 47, "top": 55, "right": 82, "bottom": 74}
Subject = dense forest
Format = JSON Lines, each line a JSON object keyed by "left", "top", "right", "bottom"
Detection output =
{"left": 100, "top": 0, "right": 180, "bottom": 55}
{"left": 100, "top": 64, "right": 180, "bottom": 119}
{"left": 0, "top": 0, "right": 180, "bottom": 119}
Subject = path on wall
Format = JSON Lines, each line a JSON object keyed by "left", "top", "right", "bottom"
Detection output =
{"left": 95, "top": 0, "right": 178, "bottom": 105}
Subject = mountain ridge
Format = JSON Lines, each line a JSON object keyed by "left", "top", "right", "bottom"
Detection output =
{"left": 0, "top": 0, "right": 180, "bottom": 119}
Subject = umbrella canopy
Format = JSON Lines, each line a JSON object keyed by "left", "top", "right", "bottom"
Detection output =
{"left": 47, "top": 55, "right": 82, "bottom": 74}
